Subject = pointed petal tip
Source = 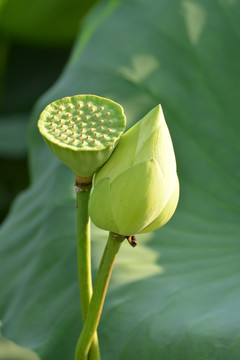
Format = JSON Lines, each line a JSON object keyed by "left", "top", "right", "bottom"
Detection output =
{"left": 144, "top": 104, "right": 165, "bottom": 127}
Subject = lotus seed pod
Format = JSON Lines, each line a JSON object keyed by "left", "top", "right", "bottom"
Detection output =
{"left": 89, "top": 105, "right": 179, "bottom": 236}
{"left": 38, "top": 95, "right": 126, "bottom": 177}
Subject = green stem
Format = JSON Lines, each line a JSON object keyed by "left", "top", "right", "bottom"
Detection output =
{"left": 76, "top": 185, "right": 101, "bottom": 360}
{"left": 75, "top": 232, "right": 124, "bottom": 360}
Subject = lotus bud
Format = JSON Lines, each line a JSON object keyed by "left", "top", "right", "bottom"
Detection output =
{"left": 89, "top": 105, "right": 179, "bottom": 236}
{"left": 38, "top": 94, "right": 126, "bottom": 178}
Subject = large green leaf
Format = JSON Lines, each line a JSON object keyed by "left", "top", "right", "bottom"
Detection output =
{"left": 1, "top": 0, "right": 240, "bottom": 359}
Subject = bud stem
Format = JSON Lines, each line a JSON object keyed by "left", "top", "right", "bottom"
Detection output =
{"left": 75, "top": 232, "right": 124, "bottom": 360}
{"left": 76, "top": 181, "right": 101, "bottom": 360}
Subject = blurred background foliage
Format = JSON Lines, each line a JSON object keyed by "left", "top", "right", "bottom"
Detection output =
{"left": 0, "top": 0, "right": 98, "bottom": 224}
{"left": 0, "top": 0, "right": 240, "bottom": 359}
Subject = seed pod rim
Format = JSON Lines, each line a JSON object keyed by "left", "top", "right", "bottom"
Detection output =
{"left": 38, "top": 94, "right": 126, "bottom": 152}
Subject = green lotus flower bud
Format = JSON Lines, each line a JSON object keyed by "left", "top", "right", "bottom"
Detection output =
{"left": 38, "top": 94, "right": 126, "bottom": 178}
{"left": 89, "top": 105, "right": 179, "bottom": 236}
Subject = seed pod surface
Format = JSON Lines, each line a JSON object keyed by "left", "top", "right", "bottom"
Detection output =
{"left": 38, "top": 94, "right": 126, "bottom": 176}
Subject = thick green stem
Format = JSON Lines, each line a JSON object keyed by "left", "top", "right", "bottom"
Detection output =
{"left": 75, "top": 232, "right": 124, "bottom": 360}
{"left": 76, "top": 183, "right": 101, "bottom": 360}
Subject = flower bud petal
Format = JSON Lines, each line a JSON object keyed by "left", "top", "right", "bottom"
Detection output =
{"left": 89, "top": 105, "right": 179, "bottom": 235}
{"left": 140, "top": 177, "right": 179, "bottom": 233}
